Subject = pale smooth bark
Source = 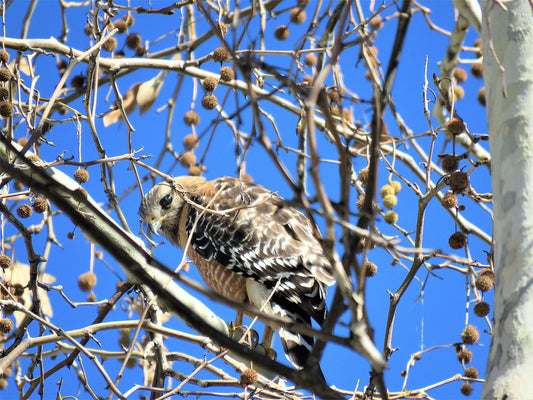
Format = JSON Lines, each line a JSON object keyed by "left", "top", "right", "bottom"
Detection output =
{"left": 482, "top": 1, "right": 533, "bottom": 398}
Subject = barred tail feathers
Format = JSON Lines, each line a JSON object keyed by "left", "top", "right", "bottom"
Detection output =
{"left": 273, "top": 304, "right": 316, "bottom": 369}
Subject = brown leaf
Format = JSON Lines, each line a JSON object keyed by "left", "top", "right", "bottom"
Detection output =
{"left": 9, "top": 57, "right": 32, "bottom": 76}
{"left": 137, "top": 70, "right": 168, "bottom": 115}
{"left": 4, "top": 263, "right": 55, "bottom": 326}
{"left": 103, "top": 82, "right": 141, "bottom": 126}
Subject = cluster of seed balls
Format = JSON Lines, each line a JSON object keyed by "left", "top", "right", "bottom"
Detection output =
{"left": 354, "top": 168, "right": 402, "bottom": 278}
{"left": 78, "top": 269, "right": 97, "bottom": 302}
{"left": 198, "top": 22, "right": 236, "bottom": 112}
{"left": 62, "top": 14, "right": 138, "bottom": 93}
{"left": 0, "top": 50, "right": 14, "bottom": 119}
{"left": 180, "top": 111, "right": 203, "bottom": 176}
{"left": 456, "top": 324, "right": 483, "bottom": 396}
{"left": 85, "top": 14, "right": 140, "bottom": 56}
{"left": 356, "top": 167, "right": 402, "bottom": 226}
{"left": 272, "top": 0, "right": 310, "bottom": 43}
{"left": 452, "top": 38, "right": 485, "bottom": 107}
{"left": 326, "top": 88, "right": 353, "bottom": 124}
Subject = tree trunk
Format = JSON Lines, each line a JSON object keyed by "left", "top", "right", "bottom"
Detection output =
{"left": 482, "top": 1, "right": 533, "bottom": 398}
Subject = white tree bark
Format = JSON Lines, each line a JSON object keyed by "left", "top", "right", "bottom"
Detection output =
{"left": 482, "top": 1, "right": 533, "bottom": 398}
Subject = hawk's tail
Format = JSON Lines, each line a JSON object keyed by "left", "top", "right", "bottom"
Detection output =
{"left": 278, "top": 325, "right": 314, "bottom": 369}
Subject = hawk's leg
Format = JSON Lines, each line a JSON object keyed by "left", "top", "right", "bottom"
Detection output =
{"left": 261, "top": 325, "right": 277, "bottom": 360}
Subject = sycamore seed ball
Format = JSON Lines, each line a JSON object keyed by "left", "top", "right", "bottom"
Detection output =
{"left": 183, "top": 134, "right": 199, "bottom": 151}
{"left": 471, "top": 62, "right": 483, "bottom": 78}
{"left": 119, "top": 334, "right": 132, "bottom": 348}
{"left": 342, "top": 108, "right": 353, "bottom": 122}
{"left": 383, "top": 194, "right": 398, "bottom": 209}
{"left": 447, "top": 116, "right": 466, "bottom": 136}
{"left": 78, "top": 271, "right": 97, "bottom": 291}
{"left": 123, "top": 14, "right": 135, "bottom": 27}
{"left": 0, "top": 50, "right": 10, "bottom": 64}
{"left": 475, "top": 271, "right": 495, "bottom": 292}
{"left": 220, "top": 66, "right": 234, "bottom": 82}
{"left": 102, "top": 37, "right": 117, "bottom": 52}
{"left": 188, "top": 165, "right": 202, "bottom": 176}
{"left": 274, "top": 25, "right": 290, "bottom": 41}
{"left": 201, "top": 94, "right": 218, "bottom": 110}
{"left": 0, "top": 318, "right": 14, "bottom": 334}
{"left": 358, "top": 167, "right": 369, "bottom": 186}
{"left": 17, "top": 204, "right": 33, "bottom": 219}
{"left": 32, "top": 198, "right": 48, "bottom": 214}
{"left": 457, "top": 348, "right": 473, "bottom": 364}
{"left": 442, "top": 154, "right": 459, "bottom": 173}
{"left": 240, "top": 368, "right": 258, "bottom": 386}
{"left": 450, "top": 171, "right": 469, "bottom": 193}
{"left": 328, "top": 89, "right": 341, "bottom": 104}
{"left": 184, "top": 110, "right": 200, "bottom": 126}
{"left": 390, "top": 180, "right": 402, "bottom": 194}
{"left": 473, "top": 301, "right": 490, "bottom": 317}
{"left": 461, "top": 325, "right": 480, "bottom": 345}
{"left": 112, "top": 19, "right": 128, "bottom": 34}
{"left": 71, "top": 75, "right": 86, "bottom": 89}
{"left": 442, "top": 192, "right": 458, "bottom": 208}
{"left": 0, "top": 87, "right": 9, "bottom": 101}
{"left": 213, "top": 46, "right": 230, "bottom": 63}
{"left": 126, "top": 358, "right": 137, "bottom": 368}
{"left": 453, "top": 67, "right": 467, "bottom": 83}
{"left": 464, "top": 366, "right": 479, "bottom": 379}
{"left": 126, "top": 33, "right": 142, "bottom": 49}
{"left": 202, "top": 77, "right": 219, "bottom": 92}
{"left": 0, "top": 101, "right": 14, "bottom": 118}
{"left": 290, "top": 8, "right": 306, "bottom": 24}
{"left": 380, "top": 184, "right": 395, "bottom": 198}
{"left": 384, "top": 210, "right": 398, "bottom": 224}
{"left": 460, "top": 383, "right": 474, "bottom": 396}
{"left": 453, "top": 86, "right": 465, "bottom": 100}
{"left": 304, "top": 53, "right": 317, "bottom": 67}
{"left": 449, "top": 232, "right": 466, "bottom": 249}
{"left": 478, "top": 87, "right": 486, "bottom": 107}
{"left": 0, "top": 68, "right": 12, "bottom": 82}
{"left": 369, "top": 15, "right": 384, "bottom": 30}
{"left": 74, "top": 168, "right": 89, "bottom": 183}
{"left": 0, "top": 254, "right": 12, "bottom": 270}
{"left": 0, "top": 255, "right": 11, "bottom": 271}
{"left": 363, "top": 261, "right": 378, "bottom": 277}
{"left": 180, "top": 152, "right": 197, "bottom": 168}
{"left": 217, "top": 22, "right": 228, "bottom": 37}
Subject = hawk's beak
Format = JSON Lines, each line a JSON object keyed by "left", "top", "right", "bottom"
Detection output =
{"left": 147, "top": 216, "right": 162, "bottom": 236}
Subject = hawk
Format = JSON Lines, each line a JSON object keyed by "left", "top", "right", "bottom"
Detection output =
{"left": 139, "top": 176, "right": 334, "bottom": 369}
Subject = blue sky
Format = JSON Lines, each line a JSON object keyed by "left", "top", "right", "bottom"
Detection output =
{"left": 1, "top": 1, "right": 492, "bottom": 399}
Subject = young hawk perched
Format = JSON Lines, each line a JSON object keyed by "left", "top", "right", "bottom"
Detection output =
{"left": 139, "top": 176, "right": 334, "bottom": 369}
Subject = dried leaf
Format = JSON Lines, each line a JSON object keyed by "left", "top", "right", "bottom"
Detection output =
{"left": 103, "top": 82, "right": 141, "bottom": 127}
{"left": 4, "top": 262, "right": 55, "bottom": 326}
{"left": 137, "top": 70, "right": 168, "bottom": 115}
{"left": 9, "top": 57, "right": 32, "bottom": 76}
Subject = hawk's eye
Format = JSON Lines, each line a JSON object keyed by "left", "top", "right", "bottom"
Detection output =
{"left": 159, "top": 195, "right": 173, "bottom": 210}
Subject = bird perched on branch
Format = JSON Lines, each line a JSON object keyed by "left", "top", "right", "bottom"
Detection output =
{"left": 139, "top": 176, "right": 334, "bottom": 369}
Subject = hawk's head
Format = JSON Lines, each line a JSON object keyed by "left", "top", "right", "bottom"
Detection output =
{"left": 139, "top": 182, "right": 183, "bottom": 236}
{"left": 139, "top": 176, "right": 206, "bottom": 236}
